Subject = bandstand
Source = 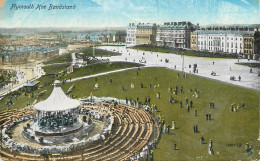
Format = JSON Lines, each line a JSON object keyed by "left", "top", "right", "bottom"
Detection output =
{"left": 22, "top": 80, "right": 93, "bottom": 144}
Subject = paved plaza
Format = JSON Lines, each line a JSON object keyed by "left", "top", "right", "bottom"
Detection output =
{"left": 98, "top": 46, "right": 260, "bottom": 91}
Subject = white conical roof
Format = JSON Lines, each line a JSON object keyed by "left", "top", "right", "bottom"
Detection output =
{"left": 33, "top": 80, "right": 81, "bottom": 111}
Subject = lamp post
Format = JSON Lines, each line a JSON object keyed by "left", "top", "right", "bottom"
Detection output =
{"left": 182, "top": 51, "right": 184, "bottom": 72}
{"left": 92, "top": 44, "right": 95, "bottom": 58}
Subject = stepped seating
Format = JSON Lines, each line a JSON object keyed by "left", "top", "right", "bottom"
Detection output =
{"left": 1, "top": 104, "right": 158, "bottom": 161}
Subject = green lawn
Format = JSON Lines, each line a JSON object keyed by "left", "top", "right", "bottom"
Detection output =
{"left": 0, "top": 65, "right": 259, "bottom": 160}
{"left": 77, "top": 48, "right": 120, "bottom": 57}
{"left": 42, "top": 64, "right": 70, "bottom": 75}
{"left": 61, "top": 62, "right": 143, "bottom": 80}
{"left": 60, "top": 68, "right": 259, "bottom": 160}
{"left": 43, "top": 53, "right": 72, "bottom": 65}
{"left": 132, "top": 45, "right": 238, "bottom": 58}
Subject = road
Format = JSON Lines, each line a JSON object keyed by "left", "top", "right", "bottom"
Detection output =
{"left": 0, "top": 62, "right": 44, "bottom": 99}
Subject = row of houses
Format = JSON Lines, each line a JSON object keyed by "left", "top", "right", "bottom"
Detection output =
{"left": 126, "top": 22, "right": 198, "bottom": 48}
{"left": 126, "top": 22, "right": 260, "bottom": 59}
{"left": 191, "top": 29, "right": 259, "bottom": 59}
{"left": 0, "top": 47, "right": 59, "bottom": 65}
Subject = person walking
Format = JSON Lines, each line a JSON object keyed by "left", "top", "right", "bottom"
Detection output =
{"left": 201, "top": 135, "right": 204, "bottom": 144}
{"left": 187, "top": 105, "right": 190, "bottom": 113}
{"left": 174, "top": 144, "right": 177, "bottom": 150}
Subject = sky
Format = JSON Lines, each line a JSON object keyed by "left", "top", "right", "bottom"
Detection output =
{"left": 0, "top": 0, "right": 259, "bottom": 28}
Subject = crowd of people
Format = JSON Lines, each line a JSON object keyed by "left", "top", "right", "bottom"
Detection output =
{"left": 230, "top": 102, "right": 245, "bottom": 112}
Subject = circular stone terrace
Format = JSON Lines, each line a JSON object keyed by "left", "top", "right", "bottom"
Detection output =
{"left": 0, "top": 97, "right": 159, "bottom": 160}
{"left": 22, "top": 80, "right": 93, "bottom": 144}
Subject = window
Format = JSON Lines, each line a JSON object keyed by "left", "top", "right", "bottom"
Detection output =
{"left": 227, "top": 37, "right": 229, "bottom": 40}
{"left": 231, "top": 43, "right": 233, "bottom": 48}
{"left": 222, "top": 42, "right": 224, "bottom": 47}
{"left": 227, "top": 42, "right": 229, "bottom": 47}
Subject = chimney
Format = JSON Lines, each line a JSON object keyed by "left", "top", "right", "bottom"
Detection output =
{"left": 174, "top": 22, "right": 177, "bottom": 26}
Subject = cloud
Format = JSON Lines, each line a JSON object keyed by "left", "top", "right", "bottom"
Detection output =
{"left": 240, "top": 0, "right": 249, "bottom": 5}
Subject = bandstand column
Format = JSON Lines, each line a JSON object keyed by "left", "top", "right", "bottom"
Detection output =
{"left": 62, "top": 111, "right": 64, "bottom": 127}
{"left": 72, "top": 110, "right": 74, "bottom": 125}
{"left": 37, "top": 110, "right": 40, "bottom": 125}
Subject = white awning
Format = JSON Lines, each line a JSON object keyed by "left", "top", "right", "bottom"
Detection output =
{"left": 33, "top": 80, "right": 81, "bottom": 111}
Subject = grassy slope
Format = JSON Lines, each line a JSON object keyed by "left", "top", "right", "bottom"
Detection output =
{"left": 60, "top": 68, "right": 259, "bottom": 160}
{"left": 78, "top": 48, "right": 120, "bottom": 57}
{"left": 42, "top": 64, "right": 70, "bottom": 75}
{"left": 132, "top": 46, "right": 237, "bottom": 58}
{"left": 0, "top": 62, "right": 141, "bottom": 111}
{"left": 61, "top": 62, "right": 143, "bottom": 80}
{"left": 43, "top": 53, "right": 72, "bottom": 65}
{"left": 0, "top": 65, "right": 258, "bottom": 160}
{"left": 132, "top": 46, "right": 172, "bottom": 53}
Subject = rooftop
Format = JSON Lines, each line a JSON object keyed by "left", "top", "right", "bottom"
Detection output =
{"left": 195, "top": 30, "right": 255, "bottom": 36}
{"left": 137, "top": 23, "right": 156, "bottom": 29}
{"left": 24, "top": 81, "right": 39, "bottom": 87}
{"left": 158, "top": 22, "right": 198, "bottom": 30}
{"left": 33, "top": 80, "right": 81, "bottom": 111}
